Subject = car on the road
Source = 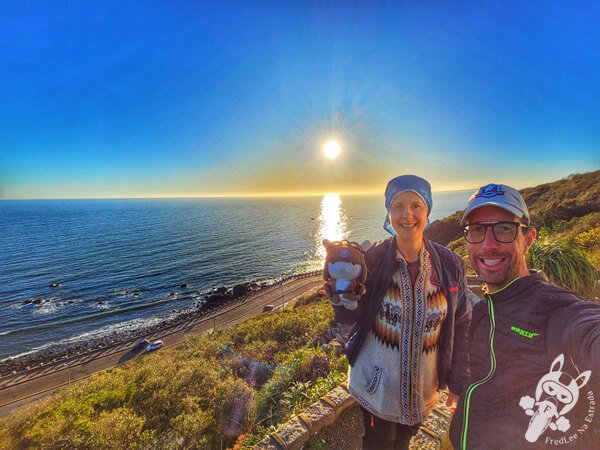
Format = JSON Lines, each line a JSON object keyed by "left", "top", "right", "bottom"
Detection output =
{"left": 134, "top": 338, "right": 150, "bottom": 350}
{"left": 145, "top": 340, "right": 164, "bottom": 352}
{"left": 262, "top": 304, "right": 275, "bottom": 313}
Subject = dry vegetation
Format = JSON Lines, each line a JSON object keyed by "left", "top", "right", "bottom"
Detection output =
{"left": 0, "top": 295, "right": 347, "bottom": 450}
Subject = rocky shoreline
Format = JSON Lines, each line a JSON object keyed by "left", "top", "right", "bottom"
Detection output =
{"left": 0, "top": 280, "right": 271, "bottom": 377}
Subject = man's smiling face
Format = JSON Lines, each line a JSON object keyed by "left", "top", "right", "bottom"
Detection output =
{"left": 465, "top": 205, "right": 536, "bottom": 292}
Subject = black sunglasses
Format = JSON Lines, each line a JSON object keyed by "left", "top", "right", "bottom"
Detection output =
{"left": 463, "top": 221, "right": 529, "bottom": 244}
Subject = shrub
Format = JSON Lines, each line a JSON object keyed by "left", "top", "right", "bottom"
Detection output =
{"left": 280, "top": 380, "right": 312, "bottom": 415}
{"left": 169, "top": 405, "right": 215, "bottom": 448}
{"left": 90, "top": 407, "right": 156, "bottom": 449}
{"left": 235, "top": 425, "right": 277, "bottom": 450}
{"left": 280, "top": 370, "right": 347, "bottom": 416}
{"left": 229, "top": 301, "right": 334, "bottom": 364}
{"left": 308, "top": 370, "right": 347, "bottom": 400}
{"left": 575, "top": 227, "right": 600, "bottom": 250}
{"left": 253, "top": 357, "right": 302, "bottom": 425}
{"left": 253, "top": 346, "right": 345, "bottom": 426}
{"left": 527, "top": 238, "right": 598, "bottom": 298}
{"left": 212, "top": 378, "right": 255, "bottom": 441}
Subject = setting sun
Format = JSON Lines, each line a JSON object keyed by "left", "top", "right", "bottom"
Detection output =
{"left": 323, "top": 140, "right": 341, "bottom": 159}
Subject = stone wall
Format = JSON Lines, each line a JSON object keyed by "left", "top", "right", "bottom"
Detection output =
{"left": 255, "top": 385, "right": 454, "bottom": 450}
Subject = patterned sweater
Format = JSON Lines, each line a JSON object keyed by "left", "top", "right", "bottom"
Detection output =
{"left": 348, "top": 246, "right": 448, "bottom": 424}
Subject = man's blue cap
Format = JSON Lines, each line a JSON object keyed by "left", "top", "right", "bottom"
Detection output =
{"left": 383, "top": 175, "right": 432, "bottom": 236}
{"left": 461, "top": 183, "right": 530, "bottom": 225}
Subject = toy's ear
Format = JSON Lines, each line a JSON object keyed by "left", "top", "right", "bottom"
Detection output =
{"left": 359, "top": 240, "right": 371, "bottom": 252}
{"left": 323, "top": 239, "right": 331, "bottom": 249}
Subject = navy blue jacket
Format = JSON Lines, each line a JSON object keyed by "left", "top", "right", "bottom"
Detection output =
{"left": 333, "top": 237, "right": 473, "bottom": 396}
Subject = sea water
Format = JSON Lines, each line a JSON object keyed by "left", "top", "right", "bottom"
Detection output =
{"left": 0, "top": 191, "right": 470, "bottom": 360}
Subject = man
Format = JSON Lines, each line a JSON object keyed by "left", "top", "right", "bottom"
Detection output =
{"left": 450, "top": 183, "right": 600, "bottom": 449}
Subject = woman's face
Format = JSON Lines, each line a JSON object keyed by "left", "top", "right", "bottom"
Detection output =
{"left": 388, "top": 191, "right": 428, "bottom": 245}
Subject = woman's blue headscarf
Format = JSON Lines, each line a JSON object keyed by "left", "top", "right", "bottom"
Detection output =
{"left": 383, "top": 175, "right": 433, "bottom": 236}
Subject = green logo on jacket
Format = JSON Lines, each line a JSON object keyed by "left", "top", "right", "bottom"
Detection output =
{"left": 510, "top": 325, "right": 540, "bottom": 339}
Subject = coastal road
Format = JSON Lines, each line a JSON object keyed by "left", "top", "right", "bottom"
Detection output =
{"left": 0, "top": 274, "right": 322, "bottom": 417}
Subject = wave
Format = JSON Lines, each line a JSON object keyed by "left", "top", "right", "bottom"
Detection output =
{"left": 0, "top": 314, "right": 175, "bottom": 363}
{"left": 0, "top": 292, "right": 198, "bottom": 337}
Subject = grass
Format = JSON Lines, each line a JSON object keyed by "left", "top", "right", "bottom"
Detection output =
{"left": 527, "top": 238, "right": 598, "bottom": 298}
{"left": 0, "top": 293, "right": 347, "bottom": 450}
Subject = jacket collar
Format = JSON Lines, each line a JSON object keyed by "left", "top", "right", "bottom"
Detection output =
{"left": 386, "top": 237, "right": 441, "bottom": 286}
{"left": 424, "top": 239, "right": 441, "bottom": 286}
{"left": 486, "top": 270, "right": 548, "bottom": 302}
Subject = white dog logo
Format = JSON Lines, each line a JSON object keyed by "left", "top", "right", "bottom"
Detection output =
{"left": 519, "top": 354, "right": 591, "bottom": 443}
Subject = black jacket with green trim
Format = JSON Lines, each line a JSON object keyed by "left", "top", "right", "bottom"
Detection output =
{"left": 450, "top": 271, "right": 600, "bottom": 450}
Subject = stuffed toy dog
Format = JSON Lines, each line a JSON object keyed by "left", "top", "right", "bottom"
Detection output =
{"left": 322, "top": 239, "right": 369, "bottom": 310}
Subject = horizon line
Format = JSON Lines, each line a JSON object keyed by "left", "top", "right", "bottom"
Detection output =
{"left": 0, "top": 187, "right": 477, "bottom": 201}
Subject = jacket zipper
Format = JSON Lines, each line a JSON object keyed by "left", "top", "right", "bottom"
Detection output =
{"left": 403, "top": 256, "right": 422, "bottom": 422}
{"left": 460, "top": 295, "right": 496, "bottom": 450}
{"left": 405, "top": 265, "right": 416, "bottom": 421}
{"left": 408, "top": 253, "right": 426, "bottom": 422}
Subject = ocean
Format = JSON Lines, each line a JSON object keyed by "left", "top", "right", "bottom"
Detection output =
{"left": 0, "top": 191, "right": 471, "bottom": 361}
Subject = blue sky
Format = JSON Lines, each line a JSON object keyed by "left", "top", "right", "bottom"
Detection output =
{"left": 1, "top": 1, "right": 598, "bottom": 199}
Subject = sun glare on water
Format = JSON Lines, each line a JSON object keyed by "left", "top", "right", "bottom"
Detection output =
{"left": 323, "top": 140, "right": 341, "bottom": 159}
{"left": 316, "top": 193, "right": 346, "bottom": 259}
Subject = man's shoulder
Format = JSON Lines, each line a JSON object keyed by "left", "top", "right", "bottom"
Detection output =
{"left": 533, "top": 281, "right": 600, "bottom": 331}
{"left": 546, "top": 289, "right": 600, "bottom": 319}
{"left": 542, "top": 284, "right": 600, "bottom": 371}
{"left": 537, "top": 280, "right": 591, "bottom": 308}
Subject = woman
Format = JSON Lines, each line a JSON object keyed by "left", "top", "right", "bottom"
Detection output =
{"left": 330, "top": 175, "right": 472, "bottom": 449}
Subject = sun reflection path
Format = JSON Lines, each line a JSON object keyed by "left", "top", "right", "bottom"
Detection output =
{"left": 315, "top": 193, "right": 347, "bottom": 260}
